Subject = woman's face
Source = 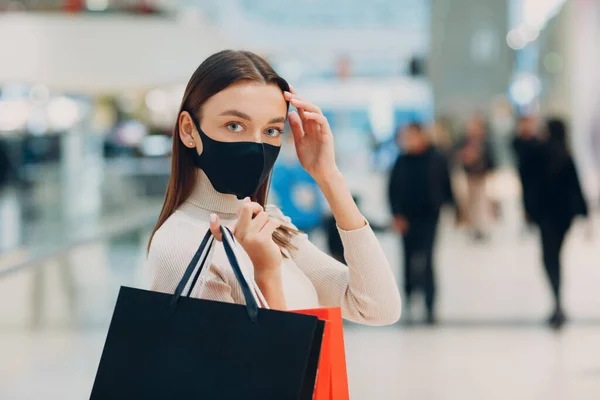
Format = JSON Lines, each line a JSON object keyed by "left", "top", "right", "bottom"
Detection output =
{"left": 182, "top": 81, "right": 288, "bottom": 153}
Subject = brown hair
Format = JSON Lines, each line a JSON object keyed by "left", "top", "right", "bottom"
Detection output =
{"left": 148, "top": 50, "right": 298, "bottom": 253}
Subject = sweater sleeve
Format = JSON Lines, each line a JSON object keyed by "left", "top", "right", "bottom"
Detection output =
{"left": 147, "top": 218, "right": 235, "bottom": 304}
{"left": 271, "top": 207, "right": 401, "bottom": 326}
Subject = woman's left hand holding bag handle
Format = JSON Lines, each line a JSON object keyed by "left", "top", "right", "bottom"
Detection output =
{"left": 209, "top": 198, "right": 287, "bottom": 310}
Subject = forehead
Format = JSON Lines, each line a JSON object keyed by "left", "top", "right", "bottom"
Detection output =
{"left": 202, "top": 81, "right": 287, "bottom": 120}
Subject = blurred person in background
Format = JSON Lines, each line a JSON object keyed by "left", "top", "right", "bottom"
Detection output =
{"left": 512, "top": 115, "right": 544, "bottom": 230}
{"left": 456, "top": 115, "right": 497, "bottom": 241}
{"left": 532, "top": 118, "right": 589, "bottom": 329}
{"left": 388, "top": 123, "right": 456, "bottom": 324}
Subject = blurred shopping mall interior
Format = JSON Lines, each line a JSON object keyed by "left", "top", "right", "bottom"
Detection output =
{"left": 0, "top": 0, "right": 600, "bottom": 399}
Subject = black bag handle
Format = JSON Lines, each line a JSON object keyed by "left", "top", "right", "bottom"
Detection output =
{"left": 171, "top": 229, "right": 212, "bottom": 306}
{"left": 220, "top": 226, "right": 259, "bottom": 321}
{"left": 171, "top": 226, "right": 259, "bottom": 322}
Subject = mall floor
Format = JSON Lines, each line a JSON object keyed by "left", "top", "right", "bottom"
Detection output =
{"left": 0, "top": 174, "right": 599, "bottom": 400}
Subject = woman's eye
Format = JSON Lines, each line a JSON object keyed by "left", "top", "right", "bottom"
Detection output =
{"left": 265, "top": 128, "right": 283, "bottom": 138}
{"left": 226, "top": 123, "right": 244, "bottom": 133}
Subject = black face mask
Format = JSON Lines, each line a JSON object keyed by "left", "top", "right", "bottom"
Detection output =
{"left": 189, "top": 117, "right": 281, "bottom": 199}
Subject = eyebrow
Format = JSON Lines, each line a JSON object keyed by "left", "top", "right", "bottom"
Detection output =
{"left": 219, "top": 109, "right": 252, "bottom": 120}
{"left": 219, "top": 109, "right": 286, "bottom": 124}
{"left": 267, "top": 116, "right": 286, "bottom": 124}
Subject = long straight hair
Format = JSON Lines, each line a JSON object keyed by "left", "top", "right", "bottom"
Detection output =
{"left": 148, "top": 50, "right": 298, "bottom": 253}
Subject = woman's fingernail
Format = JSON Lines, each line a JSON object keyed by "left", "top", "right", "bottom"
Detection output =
{"left": 210, "top": 213, "right": 217, "bottom": 223}
{"left": 244, "top": 197, "right": 250, "bottom": 202}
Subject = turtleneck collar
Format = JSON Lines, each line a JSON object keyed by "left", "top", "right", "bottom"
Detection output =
{"left": 185, "top": 169, "right": 244, "bottom": 218}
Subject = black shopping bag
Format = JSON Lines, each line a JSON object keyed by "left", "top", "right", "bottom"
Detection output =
{"left": 91, "top": 226, "right": 325, "bottom": 400}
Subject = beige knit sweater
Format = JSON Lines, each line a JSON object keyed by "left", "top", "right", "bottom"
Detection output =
{"left": 147, "top": 171, "right": 401, "bottom": 326}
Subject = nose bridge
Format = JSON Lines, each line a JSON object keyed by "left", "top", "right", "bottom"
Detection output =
{"left": 249, "top": 126, "right": 262, "bottom": 143}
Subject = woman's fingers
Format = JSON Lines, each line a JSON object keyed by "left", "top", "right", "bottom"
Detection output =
{"left": 285, "top": 90, "right": 319, "bottom": 125}
{"left": 302, "top": 111, "right": 329, "bottom": 126}
{"left": 209, "top": 213, "right": 222, "bottom": 241}
{"left": 289, "top": 98, "right": 322, "bottom": 115}
{"left": 302, "top": 112, "right": 331, "bottom": 139}
{"left": 235, "top": 201, "right": 264, "bottom": 240}
{"left": 260, "top": 218, "right": 282, "bottom": 238}
{"left": 210, "top": 213, "right": 236, "bottom": 241}
{"left": 284, "top": 90, "right": 297, "bottom": 102}
{"left": 211, "top": 201, "right": 278, "bottom": 245}
{"left": 249, "top": 211, "right": 270, "bottom": 233}
{"left": 285, "top": 91, "right": 306, "bottom": 121}
{"left": 284, "top": 92, "right": 326, "bottom": 137}
{"left": 236, "top": 197, "right": 251, "bottom": 217}
{"left": 288, "top": 111, "right": 305, "bottom": 142}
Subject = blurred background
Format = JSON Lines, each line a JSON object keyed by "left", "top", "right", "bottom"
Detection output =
{"left": 0, "top": 0, "right": 599, "bottom": 399}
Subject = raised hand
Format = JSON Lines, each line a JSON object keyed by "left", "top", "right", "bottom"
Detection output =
{"left": 209, "top": 198, "right": 282, "bottom": 279}
{"left": 284, "top": 87, "right": 338, "bottom": 184}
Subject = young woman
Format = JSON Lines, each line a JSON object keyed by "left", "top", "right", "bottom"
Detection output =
{"left": 147, "top": 50, "right": 401, "bottom": 325}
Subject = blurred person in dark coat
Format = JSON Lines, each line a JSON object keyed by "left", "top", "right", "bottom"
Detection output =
{"left": 388, "top": 123, "right": 456, "bottom": 324}
{"left": 512, "top": 115, "right": 544, "bottom": 227}
{"left": 457, "top": 115, "right": 497, "bottom": 241}
{"left": 532, "top": 118, "right": 589, "bottom": 329}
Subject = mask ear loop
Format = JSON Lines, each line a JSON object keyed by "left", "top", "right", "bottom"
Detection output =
{"left": 261, "top": 140, "right": 269, "bottom": 185}
{"left": 256, "top": 141, "right": 272, "bottom": 204}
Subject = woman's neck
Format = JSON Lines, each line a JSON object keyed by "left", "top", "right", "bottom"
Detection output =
{"left": 185, "top": 170, "right": 243, "bottom": 218}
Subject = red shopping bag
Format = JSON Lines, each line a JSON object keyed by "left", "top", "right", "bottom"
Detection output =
{"left": 294, "top": 307, "right": 349, "bottom": 400}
